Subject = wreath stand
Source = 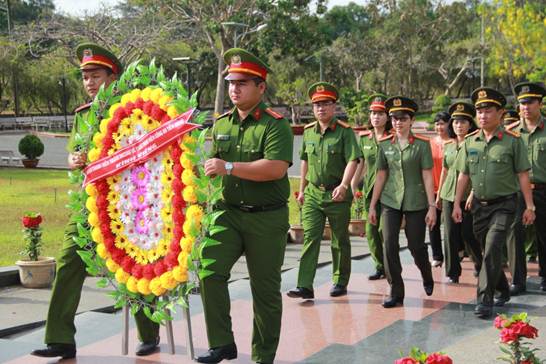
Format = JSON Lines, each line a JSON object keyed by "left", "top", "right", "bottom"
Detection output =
{"left": 121, "top": 294, "right": 195, "bottom": 360}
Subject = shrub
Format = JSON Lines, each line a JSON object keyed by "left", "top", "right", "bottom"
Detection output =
{"left": 18, "top": 134, "right": 45, "bottom": 160}
{"left": 432, "top": 95, "right": 452, "bottom": 113}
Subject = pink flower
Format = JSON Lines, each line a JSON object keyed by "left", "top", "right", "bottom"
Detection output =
{"left": 131, "top": 165, "right": 150, "bottom": 187}
{"left": 395, "top": 358, "right": 418, "bottom": 364}
{"left": 426, "top": 353, "right": 453, "bottom": 364}
{"left": 134, "top": 210, "right": 149, "bottom": 235}
{"left": 131, "top": 188, "right": 148, "bottom": 209}
{"left": 494, "top": 315, "right": 508, "bottom": 329}
{"left": 500, "top": 327, "right": 519, "bottom": 343}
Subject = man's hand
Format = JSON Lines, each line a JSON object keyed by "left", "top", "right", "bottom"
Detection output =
{"left": 296, "top": 192, "right": 305, "bottom": 205}
{"left": 204, "top": 158, "right": 227, "bottom": 177}
{"left": 331, "top": 185, "right": 347, "bottom": 202}
{"left": 425, "top": 207, "right": 437, "bottom": 230}
{"left": 68, "top": 151, "right": 86, "bottom": 169}
{"left": 452, "top": 204, "right": 463, "bottom": 223}
{"left": 465, "top": 191, "right": 474, "bottom": 211}
{"left": 368, "top": 207, "right": 377, "bottom": 225}
{"left": 522, "top": 209, "right": 536, "bottom": 226}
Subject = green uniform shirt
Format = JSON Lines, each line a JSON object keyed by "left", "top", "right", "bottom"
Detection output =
{"left": 507, "top": 117, "right": 546, "bottom": 184}
{"left": 455, "top": 126, "right": 531, "bottom": 200}
{"left": 211, "top": 102, "right": 293, "bottom": 206}
{"left": 440, "top": 141, "right": 471, "bottom": 202}
{"left": 376, "top": 134, "right": 433, "bottom": 211}
{"left": 300, "top": 118, "right": 361, "bottom": 187}
{"left": 359, "top": 131, "right": 386, "bottom": 198}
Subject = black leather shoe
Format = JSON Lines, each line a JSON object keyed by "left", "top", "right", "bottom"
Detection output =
{"left": 31, "top": 344, "right": 76, "bottom": 359}
{"left": 287, "top": 287, "right": 314, "bottom": 299}
{"left": 423, "top": 281, "right": 434, "bottom": 296}
{"left": 382, "top": 297, "right": 403, "bottom": 308}
{"left": 197, "top": 343, "right": 237, "bottom": 363}
{"left": 474, "top": 304, "right": 492, "bottom": 319}
{"left": 368, "top": 270, "right": 385, "bottom": 280}
{"left": 329, "top": 284, "right": 347, "bottom": 297}
{"left": 135, "top": 337, "right": 160, "bottom": 356}
{"left": 509, "top": 284, "right": 526, "bottom": 296}
{"left": 540, "top": 278, "right": 546, "bottom": 291}
{"left": 448, "top": 276, "right": 459, "bottom": 284}
{"left": 494, "top": 295, "right": 510, "bottom": 307}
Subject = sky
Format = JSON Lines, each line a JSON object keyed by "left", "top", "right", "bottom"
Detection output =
{"left": 54, "top": 0, "right": 356, "bottom": 16}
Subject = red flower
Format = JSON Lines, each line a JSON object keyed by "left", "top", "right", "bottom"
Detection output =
{"left": 395, "top": 358, "right": 418, "bottom": 364}
{"left": 132, "top": 264, "right": 143, "bottom": 279}
{"left": 355, "top": 191, "right": 363, "bottom": 199}
{"left": 154, "top": 261, "right": 167, "bottom": 276}
{"left": 294, "top": 192, "right": 300, "bottom": 199}
{"left": 426, "top": 353, "right": 453, "bottom": 364}
{"left": 143, "top": 265, "right": 155, "bottom": 280}
{"left": 511, "top": 321, "right": 538, "bottom": 339}
{"left": 494, "top": 315, "right": 508, "bottom": 329}
{"left": 22, "top": 214, "right": 42, "bottom": 228}
{"left": 500, "top": 327, "right": 519, "bottom": 343}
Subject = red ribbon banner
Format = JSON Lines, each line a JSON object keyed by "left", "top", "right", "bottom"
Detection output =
{"left": 83, "top": 108, "right": 199, "bottom": 186}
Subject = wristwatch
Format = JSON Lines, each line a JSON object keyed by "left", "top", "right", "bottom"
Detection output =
{"left": 225, "top": 161, "right": 234, "bottom": 175}
{"left": 526, "top": 205, "right": 536, "bottom": 212}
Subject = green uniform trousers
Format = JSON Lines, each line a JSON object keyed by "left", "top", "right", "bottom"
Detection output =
{"left": 381, "top": 205, "right": 433, "bottom": 300}
{"left": 200, "top": 205, "right": 288, "bottom": 364}
{"left": 507, "top": 192, "right": 527, "bottom": 288}
{"left": 45, "top": 219, "right": 159, "bottom": 345}
{"left": 364, "top": 195, "right": 383, "bottom": 272}
{"left": 471, "top": 195, "right": 515, "bottom": 305}
{"left": 533, "top": 189, "right": 546, "bottom": 279}
{"left": 297, "top": 184, "right": 351, "bottom": 289}
{"left": 442, "top": 200, "right": 482, "bottom": 279}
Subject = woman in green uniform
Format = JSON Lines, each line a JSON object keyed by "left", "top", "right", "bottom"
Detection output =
{"left": 351, "top": 94, "right": 391, "bottom": 280}
{"left": 436, "top": 102, "right": 482, "bottom": 283}
{"left": 368, "top": 96, "right": 436, "bottom": 308}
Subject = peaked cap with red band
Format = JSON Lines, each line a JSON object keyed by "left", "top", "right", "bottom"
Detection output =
{"left": 223, "top": 48, "right": 271, "bottom": 81}
{"left": 368, "top": 93, "right": 387, "bottom": 111}
{"left": 77, "top": 43, "right": 123, "bottom": 75}
{"left": 308, "top": 82, "right": 338, "bottom": 102}
{"left": 471, "top": 87, "right": 506, "bottom": 109}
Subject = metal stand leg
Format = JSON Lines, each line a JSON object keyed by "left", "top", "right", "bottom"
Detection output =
{"left": 122, "top": 305, "right": 129, "bottom": 355}
{"left": 165, "top": 308, "right": 175, "bottom": 354}
{"left": 182, "top": 295, "right": 195, "bottom": 361}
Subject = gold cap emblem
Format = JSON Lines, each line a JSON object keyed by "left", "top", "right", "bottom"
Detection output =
{"left": 83, "top": 48, "right": 93, "bottom": 57}
{"left": 521, "top": 86, "right": 530, "bottom": 93}
{"left": 478, "top": 90, "right": 487, "bottom": 99}
{"left": 231, "top": 55, "right": 241, "bottom": 65}
{"left": 457, "top": 104, "right": 464, "bottom": 111}
{"left": 393, "top": 98, "right": 402, "bottom": 107}
{"left": 316, "top": 85, "right": 325, "bottom": 92}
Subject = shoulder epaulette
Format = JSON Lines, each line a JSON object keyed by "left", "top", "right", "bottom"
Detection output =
{"left": 465, "top": 129, "right": 480, "bottom": 139}
{"left": 304, "top": 121, "right": 317, "bottom": 129}
{"left": 265, "top": 108, "right": 283, "bottom": 119}
{"left": 413, "top": 134, "right": 430, "bottom": 142}
{"left": 443, "top": 139, "right": 455, "bottom": 145}
{"left": 359, "top": 130, "right": 372, "bottom": 137}
{"left": 215, "top": 109, "right": 233, "bottom": 121}
{"left": 74, "top": 102, "right": 92, "bottom": 114}
{"left": 336, "top": 120, "right": 351, "bottom": 128}
{"left": 505, "top": 129, "right": 521, "bottom": 138}
{"left": 378, "top": 134, "right": 394, "bottom": 142}
{"left": 505, "top": 121, "right": 520, "bottom": 131}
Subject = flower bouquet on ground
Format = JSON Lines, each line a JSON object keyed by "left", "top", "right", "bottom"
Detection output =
{"left": 495, "top": 312, "right": 544, "bottom": 363}
{"left": 288, "top": 191, "right": 304, "bottom": 244}
{"left": 349, "top": 190, "right": 365, "bottom": 236}
{"left": 396, "top": 347, "right": 453, "bottom": 364}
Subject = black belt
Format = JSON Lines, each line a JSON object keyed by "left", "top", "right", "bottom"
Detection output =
{"left": 531, "top": 183, "right": 546, "bottom": 190}
{"left": 312, "top": 182, "right": 341, "bottom": 192}
{"left": 475, "top": 193, "right": 516, "bottom": 207}
{"left": 228, "top": 203, "right": 287, "bottom": 213}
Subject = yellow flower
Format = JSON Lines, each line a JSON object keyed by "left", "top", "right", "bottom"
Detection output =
{"left": 137, "top": 278, "right": 152, "bottom": 295}
{"left": 91, "top": 227, "right": 103, "bottom": 244}
{"left": 182, "top": 169, "right": 196, "bottom": 185}
{"left": 126, "top": 276, "right": 139, "bottom": 293}
{"left": 114, "top": 235, "right": 128, "bottom": 249}
{"left": 160, "top": 271, "right": 178, "bottom": 290}
{"left": 118, "top": 123, "right": 132, "bottom": 136}
{"left": 180, "top": 153, "right": 194, "bottom": 170}
{"left": 109, "top": 103, "right": 122, "bottom": 118}
{"left": 88, "top": 148, "right": 100, "bottom": 162}
{"left": 115, "top": 268, "right": 130, "bottom": 284}
{"left": 156, "top": 241, "right": 167, "bottom": 256}
{"left": 85, "top": 196, "right": 97, "bottom": 212}
{"left": 172, "top": 266, "right": 188, "bottom": 282}
{"left": 129, "top": 88, "right": 142, "bottom": 103}
{"left": 92, "top": 133, "right": 104, "bottom": 148}
{"left": 142, "top": 115, "right": 159, "bottom": 131}
{"left": 150, "top": 88, "right": 163, "bottom": 103}
{"left": 105, "top": 258, "right": 119, "bottom": 273}
{"left": 167, "top": 106, "right": 178, "bottom": 119}
{"left": 110, "top": 220, "right": 124, "bottom": 235}
{"left": 147, "top": 249, "right": 159, "bottom": 262}
{"left": 141, "top": 87, "right": 153, "bottom": 101}
{"left": 107, "top": 190, "right": 120, "bottom": 204}
{"left": 135, "top": 252, "right": 147, "bottom": 265}
{"left": 181, "top": 135, "right": 197, "bottom": 152}
{"left": 161, "top": 189, "right": 173, "bottom": 204}
{"left": 177, "top": 252, "right": 189, "bottom": 267}
{"left": 85, "top": 183, "right": 97, "bottom": 197}
{"left": 183, "top": 220, "right": 194, "bottom": 237}
{"left": 161, "top": 173, "right": 174, "bottom": 186}
{"left": 120, "top": 93, "right": 132, "bottom": 106}
{"left": 186, "top": 205, "right": 204, "bottom": 221}
{"left": 96, "top": 243, "right": 108, "bottom": 259}
{"left": 150, "top": 277, "right": 166, "bottom": 296}
{"left": 158, "top": 95, "right": 173, "bottom": 111}
{"left": 180, "top": 236, "right": 194, "bottom": 253}
{"left": 99, "top": 118, "right": 110, "bottom": 134}
{"left": 88, "top": 212, "right": 99, "bottom": 227}
{"left": 160, "top": 208, "right": 173, "bottom": 222}
{"left": 182, "top": 185, "right": 197, "bottom": 203}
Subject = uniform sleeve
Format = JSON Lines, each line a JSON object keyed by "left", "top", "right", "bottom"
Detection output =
{"left": 376, "top": 144, "right": 388, "bottom": 170}
{"left": 442, "top": 148, "right": 449, "bottom": 168}
{"left": 512, "top": 136, "right": 531, "bottom": 173}
{"left": 344, "top": 129, "right": 362, "bottom": 162}
{"left": 264, "top": 118, "right": 294, "bottom": 165}
{"left": 454, "top": 141, "right": 469, "bottom": 174}
{"left": 421, "top": 141, "right": 433, "bottom": 169}
{"left": 299, "top": 132, "right": 308, "bottom": 161}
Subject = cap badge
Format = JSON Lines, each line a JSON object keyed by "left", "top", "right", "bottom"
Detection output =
{"left": 521, "top": 86, "right": 530, "bottom": 93}
{"left": 478, "top": 90, "right": 487, "bottom": 99}
{"left": 231, "top": 55, "right": 241, "bottom": 65}
{"left": 83, "top": 49, "right": 93, "bottom": 57}
{"left": 393, "top": 98, "right": 402, "bottom": 107}
{"left": 374, "top": 97, "right": 383, "bottom": 103}
{"left": 457, "top": 104, "right": 464, "bottom": 111}
{"left": 316, "top": 85, "right": 325, "bottom": 92}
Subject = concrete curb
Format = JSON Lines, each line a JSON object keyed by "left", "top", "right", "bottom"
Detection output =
{"left": 0, "top": 266, "right": 20, "bottom": 287}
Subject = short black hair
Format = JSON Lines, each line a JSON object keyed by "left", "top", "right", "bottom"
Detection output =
{"left": 434, "top": 111, "right": 450, "bottom": 124}
{"left": 448, "top": 117, "right": 477, "bottom": 138}
{"left": 252, "top": 77, "right": 265, "bottom": 86}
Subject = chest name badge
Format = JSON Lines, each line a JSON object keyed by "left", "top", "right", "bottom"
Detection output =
{"left": 217, "top": 134, "right": 230, "bottom": 141}
{"left": 385, "top": 150, "right": 395, "bottom": 155}
{"left": 363, "top": 146, "right": 373, "bottom": 150}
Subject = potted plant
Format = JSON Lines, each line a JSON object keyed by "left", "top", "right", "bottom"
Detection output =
{"left": 289, "top": 192, "right": 304, "bottom": 244}
{"left": 18, "top": 134, "right": 44, "bottom": 168}
{"left": 494, "top": 312, "right": 542, "bottom": 363}
{"left": 348, "top": 191, "right": 366, "bottom": 236}
{"left": 15, "top": 213, "right": 56, "bottom": 288}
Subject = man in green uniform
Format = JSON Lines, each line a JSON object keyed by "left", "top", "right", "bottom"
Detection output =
{"left": 453, "top": 87, "right": 535, "bottom": 319}
{"left": 351, "top": 94, "right": 390, "bottom": 280}
{"left": 503, "top": 110, "right": 520, "bottom": 126}
{"left": 287, "top": 82, "right": 360, "bottom": 299}
{"left": 31, "top": 43, "right": 159, "bottom": 359}
{"left": 505, "top": 82, "right": 546, "bottom": 292}
{"left": 199, "top": 48, "right": 293, "bottom": 364}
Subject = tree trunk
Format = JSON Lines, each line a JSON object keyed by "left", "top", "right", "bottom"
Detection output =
{"left": 444, "top": 58, "right": 470, "bottom": 96}
{"left": 214, "top": 56, "right": 226, "bottom": 117}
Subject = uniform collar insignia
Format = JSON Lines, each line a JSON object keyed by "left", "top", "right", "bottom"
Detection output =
{"left": 408, "top": 134, "right": 415, "bottom": 144}
{"left": 497, "top": 131, "right": 503, "bottom": 140}
{"left": 253, "top": 108, "right": 261, "bottom": 120}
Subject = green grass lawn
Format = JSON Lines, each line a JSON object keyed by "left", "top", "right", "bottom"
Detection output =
{"left": 0, "top": 167, "right": 303, "bottom": 267}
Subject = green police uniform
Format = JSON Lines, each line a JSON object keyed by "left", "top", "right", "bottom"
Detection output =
{"left": 455, "top": 87, "right": 531, "bottom": 307}
{"left": 43, "top": 44, "right": 158, "bottom": 348}
{"left": 296, "top": 83, "right": 361, "bottom": 291}
{"left": 439, "top": 102, "right": 482, "bottom": 281}
{"left": 199, "top": 48, "right": 293, "bottom": 364}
